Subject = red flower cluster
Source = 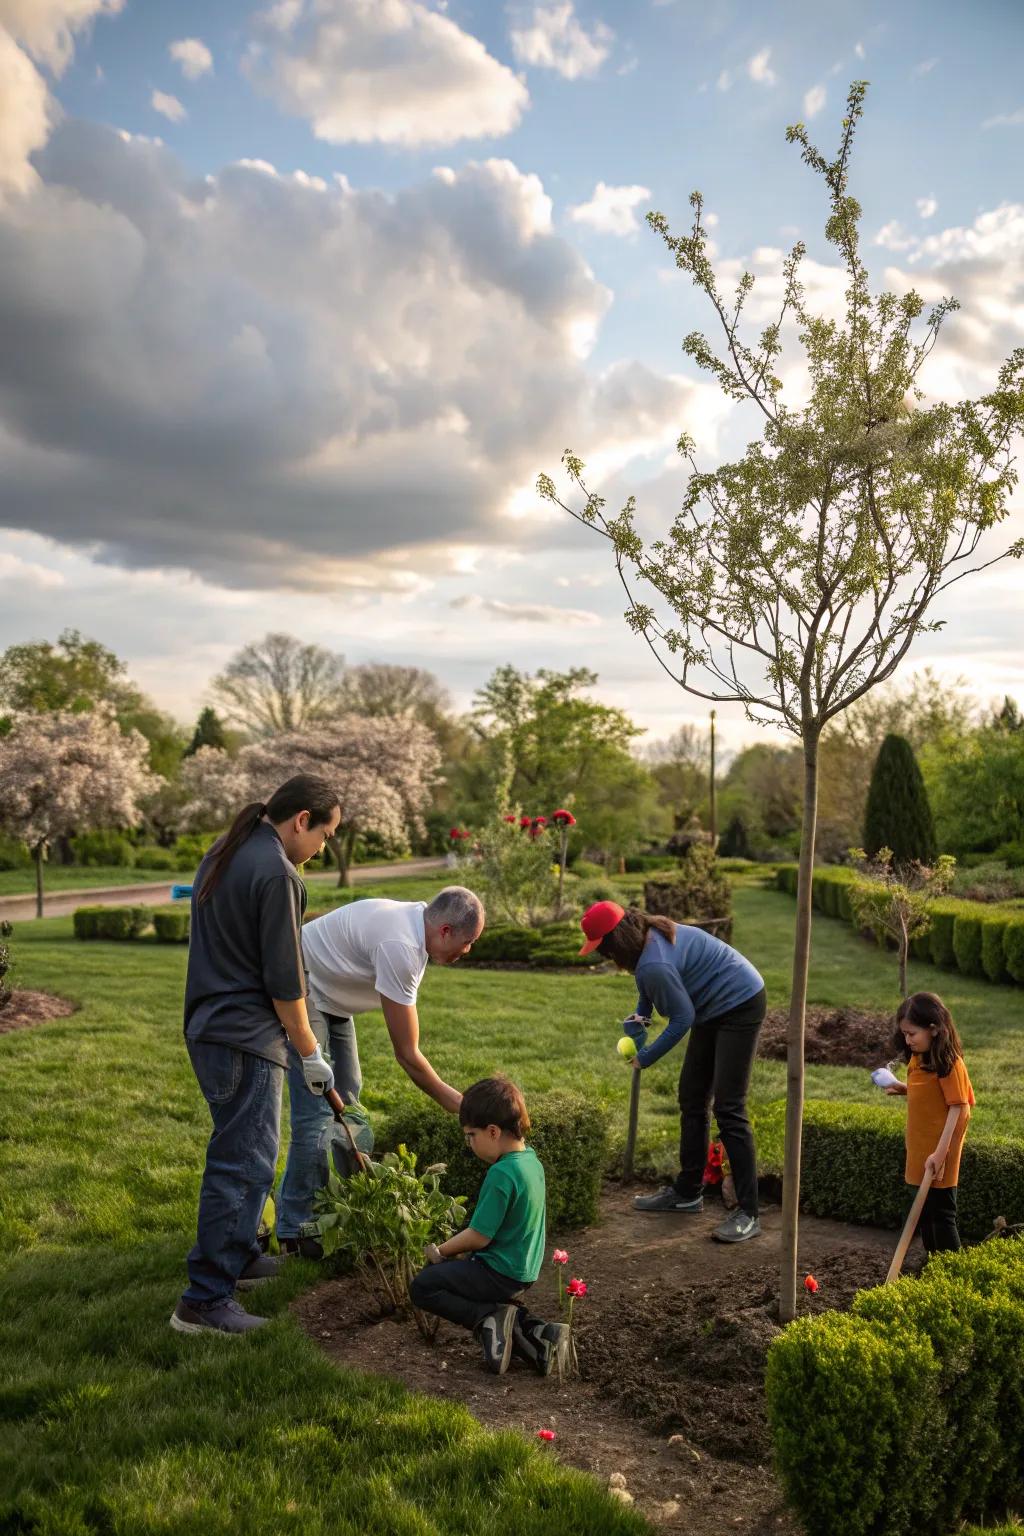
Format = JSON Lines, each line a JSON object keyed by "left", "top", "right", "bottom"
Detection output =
{"left": 551, "top": 808, "right": 577, "bottom": 827}
{"left": 503, "top": 814, "right": 517, "bottom": 823}
{"left": 566, "top": 1277, "right": 587, "bottom": 1298}
{"left": 702, "top": 1139, "right": 725, "bottom": 1187}
{"left": 449, "top": 828, "right": 472, "bottom": 841}
{"left": 804, "top": 1274, "right": 819, "bottom": 1294}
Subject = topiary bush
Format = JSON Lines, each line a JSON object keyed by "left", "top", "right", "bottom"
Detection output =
{"left": 863, "top": 732, "right": 937, "bottom": 865}
{"left": 1006, "top": 918, "right": 1024, "bottom": 984}
{"left": 980, "top": 914, "right": 1010, "bottom": 984}
{"left": 952, "top": 913, "right": 984, "bottom": 978}
{"left": 378, "top": 1089, "right": 608, "bottom": 1231}
{"left": 645, "top": 842, "right": 730, "bottom": 923}
{"left": 153, "top": 908, "right": 190, "bottom": 943}
{"left": 73, "top": 905, "right": 152, "bottom": 940}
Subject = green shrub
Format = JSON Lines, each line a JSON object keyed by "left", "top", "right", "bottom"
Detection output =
{"left": 1006, "top": 919, "right": 1024, "bottom": 984}
{"left": 378, "top": 1089, "right": 608, "bottom": 1231}
{"left": 863, "top": 732, "right": 937, "bottom": 865}
{"left": 571, "top": 858, "right": 606, "bottom": 879}
{"left": 153, "top": 908, "right": 190, "bottom": 943}
{"left": 173, "top": 833, "right": 217, "bottom": 870}
{"left": 0, "top": 835, "right": 31, "bottom": 871}
{"left": 73, "top": 905, "right": 151, "bottom": 941}
{"left": 135, "top": 847, "right": 177, "bottom": 871}
{"left": 926, "top": 902, "right": 959, "bottom": 968}
{"left": 466, "top": 921, "right": 600, "bottom": 968}
{"left": 644, "top": 843, "right": 731, "bottom": 922}
{"left": 716, "top": 857, "right": 756, "bottom": 874}
{"left": 980, "top": 914, "right": 1011, "bottom": 983}
{"left": 70, "top": 830, "right": 135, "bottom": 867}
{"left": 575, "top": 876, "right": 627, "bottom": 906}
{"left": 624, "top": 852, "right": 678, "bottom": 872}
{"left": 953, "top": 913, "right": 985, "bottom": 978}
{"left": 997, "top": 840, "right": 1024, "bottom": 869}
{"left": 766, "top": 1312, "right": 941, "bottom": 1536}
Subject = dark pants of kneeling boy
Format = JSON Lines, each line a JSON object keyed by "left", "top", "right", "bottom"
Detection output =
{"left": 410, "top": 1254, "right": 546, "bottom": 1335}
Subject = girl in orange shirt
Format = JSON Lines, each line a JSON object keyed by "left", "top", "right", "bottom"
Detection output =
{"left": 886, "top": 991, "right": 974, "bottom": 1254}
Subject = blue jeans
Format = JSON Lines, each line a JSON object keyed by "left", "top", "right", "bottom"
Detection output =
{"left": 276, "top": 1004, "right": 362, "bottom": 1240}
{"left": 183, "top": 1041, "right": 283, "bottom": 1307}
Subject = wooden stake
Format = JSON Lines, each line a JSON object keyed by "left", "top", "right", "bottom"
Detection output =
{"left": 623, "top": 1068, "right": 642, "bottom": 1178}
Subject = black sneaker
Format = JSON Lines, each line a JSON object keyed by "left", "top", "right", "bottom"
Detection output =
{"left": 633, "top": 1187, "right": 704, "bottom": 1213}
{"left": 169, "top": 1298, "right": 268, "bottom": 1336}
{"left": 474, "top": 1304, "right": 518, "bottom": 1375}
{"left": 513, "top": 1317, "right": 571, "bottom": 1377}
{"left": 236, "top": 1254, "right": 283, "bottom": 1290}
{"left": 279, "top": 1236, "right": 324, "bottom": 1260}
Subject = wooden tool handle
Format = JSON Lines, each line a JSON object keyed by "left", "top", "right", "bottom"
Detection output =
{"left": 885, "top": 1166, "right": 934, "bottom": 1284}
{"left": 623, "top": 1068, "right": 642, "bottom": 1180}
{"left": 324, "top": 1086, "right": 370, "bottom": 1172}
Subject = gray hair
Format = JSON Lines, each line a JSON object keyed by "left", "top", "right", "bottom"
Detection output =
{"left": 424, "top": 885, "right": 485, "bottom": 937}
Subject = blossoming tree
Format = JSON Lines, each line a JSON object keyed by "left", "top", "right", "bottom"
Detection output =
{"left": 0, "top": 709, "right": 162, "bottom": 916}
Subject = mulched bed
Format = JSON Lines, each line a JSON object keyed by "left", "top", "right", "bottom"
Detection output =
{"left": 294, "top": 1184, "right": 901, "bottom": 1532}
{"left": 0, "top": 990, "right": 77, "bottom": 1034}
{"left": 758, "top": 1005, "right": 893, "bottom": 1068}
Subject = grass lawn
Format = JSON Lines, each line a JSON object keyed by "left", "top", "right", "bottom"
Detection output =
{"left": 2, "top": 881, "right": 1021, "bottom": 1533}
{"left": 0, "top": 864, "right": 196, "bottom": 897}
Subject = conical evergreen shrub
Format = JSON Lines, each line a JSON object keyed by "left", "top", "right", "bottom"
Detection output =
{"left": 863, "top": 733, "right": 937, "bottom": 865}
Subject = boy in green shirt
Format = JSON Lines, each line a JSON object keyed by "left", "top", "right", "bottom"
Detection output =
{"left": 410, "top": 1076, "right": 568, "bottom": 1377}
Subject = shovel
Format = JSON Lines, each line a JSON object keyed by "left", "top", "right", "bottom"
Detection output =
{"left": 885, "top": 1166, "right": 934, "bottom": 1283}
{"left": 319, "top": 1087, "right": 374, "bottom": 1179}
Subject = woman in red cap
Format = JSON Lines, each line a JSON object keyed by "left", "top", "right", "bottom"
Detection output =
{"left": 579, "top": 900, "right": 766, "bottom": 1243}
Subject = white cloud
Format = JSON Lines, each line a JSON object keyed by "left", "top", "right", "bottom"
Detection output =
{"left": 916, "top": 196, "right": 937, "bottom": 220}
{"left": 716, "top": 68, "right": 731, "bottom": 91}
{"left": 746, "top": 47, "right": 775, "bottom": 86}
{"left": 804, "top": 83, "right": 826, "bottom": 118}
{"left": 509, "top": 2, "right": 613, "bottom": 80}
{"left": 982, "top": 108, "right": 1024, "bottom": 129}
{"left": 169, "top": 37, "right": 213, "bottom": 80}
{"left": 151, "top": 89, "right": 186, "bottom": 123}
{"left": 0, "top": 0, "right": 123, "bottom": 73}
{"left": 854, "top": 41, "right": 865, "bottom": 59}
{"left": 451, "top": 594, "right": 602, "bottom": 625}
{"left": 248, "top": 0, "right": 528, "bottom": 147}
{"left": 568, "top": 181, "right": 650, "bottom": 237}
{"left": 913, "top": 56, "right": 938, "bottom": 76}
{"left": 874, "top": 219, "right": 915, "bottom": 251}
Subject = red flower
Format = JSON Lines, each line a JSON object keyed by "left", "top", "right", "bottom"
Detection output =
{"left": 551, "top": 808, "right": 577, "bottom": 826}
{"left": 519, "top": 816, "right": 532, "bottom": 828}
{"left": 804, "top": 1274, "right": 819, "bottom": 1294}
{"left": 503, "top": 815, "right": 516, "bottom": 823}
{"left": 551, "top": 1249, "right": 569, "bottom": 1265}
{"left": 566, "top": 1277, "right": 587, "bottom": 1298}
{"left": 449, "top": 828, "right": 459, "bottom": 839}
{"left": 532, "top": 816, "right": 548, "bottom": 826}
{"left": 537, "top": 1429, "right": 556, "bottom": 1442}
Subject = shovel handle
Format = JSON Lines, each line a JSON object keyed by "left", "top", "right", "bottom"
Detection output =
{"left": 324, "top": 1086, "right": 371, "bottom": 1172}
{"left": 885, "top": 1166, "right": 934, "bottom": 1283}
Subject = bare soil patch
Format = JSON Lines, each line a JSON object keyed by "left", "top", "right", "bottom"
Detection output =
{"left": 758, "top": 1005, "right": 893, "bottom": 1068}
{"left": 294, "top": 1184, "right": 902, "bottom": 1532}
{"left": 0, "top": 990, "right": 77, "bottom": 1035}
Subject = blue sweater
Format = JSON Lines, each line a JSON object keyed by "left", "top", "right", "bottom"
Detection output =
{"left": 629, "top": 926, "right": 764, "bottom": 1068}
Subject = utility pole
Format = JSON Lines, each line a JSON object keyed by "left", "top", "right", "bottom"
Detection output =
{"left": 709, "top": 709, "right": 717, "bottom": 846}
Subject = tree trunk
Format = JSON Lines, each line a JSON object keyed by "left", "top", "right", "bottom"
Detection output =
{"left": 34, "top": 842, "right": 45, "bottom": 920}
{"left": 780, "top": 736, "right": 820, "bottom": 1324}
{"left": 327, "top": 832, "right": 352, "bottom": 888}
{"left": 557, "top": 828, "right": 568, "bottom": 912}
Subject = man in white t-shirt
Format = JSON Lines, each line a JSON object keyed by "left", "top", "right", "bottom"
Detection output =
{"left": 276, "top": 885, "right": 485, "bottom": 1253}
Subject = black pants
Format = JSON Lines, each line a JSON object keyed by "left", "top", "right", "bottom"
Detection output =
{"left": 409, "top": 1255, "right": 546, "bottom": 1333}
{"left": 673, "top": 988, "right": 766, "bottom": 1219}
{"left": 913, "top": 1184, "right": 961, "bottom": 1254}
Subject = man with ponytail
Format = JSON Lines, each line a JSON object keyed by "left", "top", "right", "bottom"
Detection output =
{"left": 171, "top": 775, "right": 341, "bottom": 1337}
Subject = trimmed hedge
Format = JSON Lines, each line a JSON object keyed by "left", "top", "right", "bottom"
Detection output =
{"left": 378, "top": 1089, "right": 608, "bottom": 1231}
{"left": 464, "top": 921, "right": 602, "bottom": 968}
{"left": 754, "top": 1098, "right": 1024, "bottom": 1241}
{"left": 153, "top": 908, "right": 190, "bottom": 943}
{"left": 774, "top": 866, "right": 1024, "bottom": 988}
{"left": 69, "top": 831, "right": 135, "bottom": 867}
{"left": 135, "top": 847, "right": 178, "bottom": 871}
{"left": 767, "top": 1237, "right": 1024, "bottom": 1536}
{"left": 73, "top": 905, "right": 151, "bottom": 941}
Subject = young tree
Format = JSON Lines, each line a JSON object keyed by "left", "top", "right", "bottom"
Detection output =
{"left": 540, "top": 83, "right": 1024, "bottom": 1320}
{"left": 641, "top": 723, "right": 711, "bottom": 830}
{"left": 863, "top": 733, "right": 937, "bottom": 864}
{"left": 847, "top": 848, "right": 955, "bottom": 999}
{"left": 210, "top": 632, "right": 347, "bottom": 736}
{"left": 184, "top": 707, "right": 228, "bottom": 757}
{"left": 0, "top": 710, "right": 162, "bottom": 916}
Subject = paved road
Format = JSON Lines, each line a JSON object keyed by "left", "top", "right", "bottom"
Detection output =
{"left": 0, "top": 857, "right": 447, "bottom": 923}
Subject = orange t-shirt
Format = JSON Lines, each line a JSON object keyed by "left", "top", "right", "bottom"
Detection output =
{"left": 904, "top": 1053, "right": 974, "bottom": 1188}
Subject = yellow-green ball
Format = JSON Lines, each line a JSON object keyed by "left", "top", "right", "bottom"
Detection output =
{"left": 617, "top": 1036, "right": 637, "bottom": 1060}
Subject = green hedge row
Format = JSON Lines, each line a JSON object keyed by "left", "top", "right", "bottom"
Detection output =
{"left": 754, "top": 1099, "right": 1024, "bottom": 1241}
{"left": 774, "top": 865, "right": 1024, "bottom": 987}
{"left": 378, "top": 1089, "right": 608, "bottom": 1230}
{"left": 73, "top": 905, "right": 190, "bottom": 942}
{"left": 767, "top": 1235, "right": 1024, "bottom": 1536}
{"left": 463, "top": 921, "right": 602, "bottom": 968}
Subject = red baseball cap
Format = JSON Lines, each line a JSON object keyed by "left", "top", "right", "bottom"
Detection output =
{"left": 579, "top": 900, "right": 625, "bottom": 955}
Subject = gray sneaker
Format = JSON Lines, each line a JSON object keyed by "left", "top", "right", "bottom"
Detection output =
{"left": 170, "top": 1298, "right": 269, "bottom": 1335}
{"left": 712, "top": 1210, "right": 761, "bottom": 1243}
{"left": 513, "top": 1318, "right": 571, "bottom": 1378}
{"left": 633, "top": 1187, "right": 704, "bottom": 1214}
{"left": 236, "top": 1255, "right": 283, "bottom": 1290}
{"left": 474, "top": 1304, "right": 518, "bottom": 1375}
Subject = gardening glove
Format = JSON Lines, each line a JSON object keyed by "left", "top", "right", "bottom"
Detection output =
{"left": 301, "top": 1044, "right": 334, "bottom": 1097}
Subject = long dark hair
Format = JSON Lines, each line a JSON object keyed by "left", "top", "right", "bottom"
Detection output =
{"left": 891, "top": 991, "right": 964, "bottom": 1077}
{"left": 598, "top": 908, "right": 676, "bottom": 972}
{"left": 198, "top": 774, "right": 339, "bottom": 904}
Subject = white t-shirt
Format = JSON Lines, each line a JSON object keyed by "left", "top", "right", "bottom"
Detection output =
{"left": 301, "top": 899, "right": 428, "bottom": 1018}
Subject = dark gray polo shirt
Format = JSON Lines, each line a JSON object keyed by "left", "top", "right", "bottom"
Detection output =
{"left": 184, "top": 822, "right": 306, "bottom": 1068}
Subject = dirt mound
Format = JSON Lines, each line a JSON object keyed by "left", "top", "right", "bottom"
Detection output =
{"left": 758, "top": 1005, "right": 892, "bottom": 1068}
{"left": 0, "top": 991, "right": 77, "bottom": 1035}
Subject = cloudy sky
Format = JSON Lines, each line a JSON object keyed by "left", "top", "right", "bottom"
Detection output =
{"left": 1, "top": 0, "right": 1022, "bottom": 749}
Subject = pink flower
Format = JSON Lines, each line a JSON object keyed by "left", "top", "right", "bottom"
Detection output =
{"left": 567, "top": 1277, "right": 587, "bottom": 1298}
{"left": 537, "top": 1428, "right": 556, "bottom": 1442}
{"left": 804, "top": 1274, "right": 819, "bottom": 1294}
{"left": 551, "top": 1249, "right": 569, "bottom": 1265}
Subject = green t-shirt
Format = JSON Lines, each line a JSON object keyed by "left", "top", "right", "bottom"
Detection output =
{"left": 470, "top": 1147, "right": 547, "bottom": 1283}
